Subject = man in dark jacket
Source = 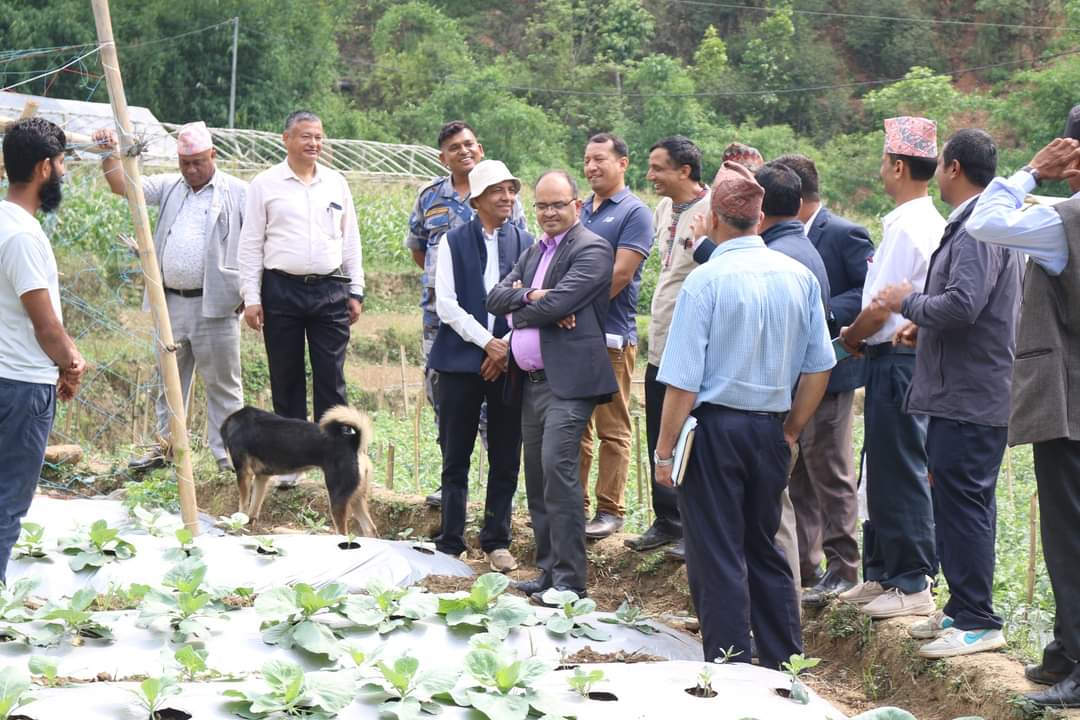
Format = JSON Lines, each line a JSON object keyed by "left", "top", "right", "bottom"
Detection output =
{"left": 877, "top": 129, "right": 1021, "bottom": 658}
{"left": 429, "top": 160, "right": 533, "bottom": 572}
{"left": 487, "top": 170, "right": 617, "bottom": 602}
{"left": 775, "top": 154, "right": 874, "bottom": 604}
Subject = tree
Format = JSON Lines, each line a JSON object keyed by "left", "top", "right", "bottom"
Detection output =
{"left": 861, "top": 67, "right": 967, "bottom": 131}
{"left": 691, "top": 25, "right": 730, "bottom": 99}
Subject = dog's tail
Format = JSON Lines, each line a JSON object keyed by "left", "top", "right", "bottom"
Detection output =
{"left": 319, "top": 405, "right": 373, "bottom": 455}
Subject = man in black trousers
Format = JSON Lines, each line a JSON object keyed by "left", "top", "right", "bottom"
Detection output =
{"left": 488, "top": 170, "right": 616, "bottom": 602}
{"left": 428, "top": 160, "right": 533, "bottom": 572}
{"left": 239, "top": 111, "right": 364, "bottom": 487}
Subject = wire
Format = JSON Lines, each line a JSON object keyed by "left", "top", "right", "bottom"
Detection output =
{"left": 1, "top": 46, "right": 104, "bottom": 92}
{"left": 661, "top": 0, "right": 1080, "bottom": 32}
{"left": 123, "top": 18, "right": 235, "bottom": 50}
{"left": 474, "top": 46, "right": 1080, "bottom": 99}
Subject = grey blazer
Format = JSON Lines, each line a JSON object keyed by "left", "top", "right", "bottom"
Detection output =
{"left": 143, "top": 170, "right": 247, "bottom": 318}
{"left": 487, "top": 222, "right": 618, "bottom": 401}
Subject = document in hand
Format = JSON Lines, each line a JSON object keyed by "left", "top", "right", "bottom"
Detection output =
{"left": 671, "top": 415, "right": 698, "bottom": 487}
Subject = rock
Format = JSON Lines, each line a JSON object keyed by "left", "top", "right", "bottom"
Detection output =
{"left": 43, "top": 444, "right": 83, "bottom": 465}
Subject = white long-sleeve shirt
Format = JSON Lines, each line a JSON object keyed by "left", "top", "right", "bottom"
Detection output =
{"left": 965, "top": 169, "right": 1073, "bottom": 276}
{"left": 238, "top": 161, "right": 364, "bottom": 305}
{"left": 434, "top": 226, "right": 501, "bottom": 350}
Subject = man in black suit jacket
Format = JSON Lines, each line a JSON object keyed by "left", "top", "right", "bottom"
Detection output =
{"left": 775, "top": 154, "right": 874, "bottom": 605}
{"left": 487, "top": 170, "right": 617, "bottom": 602}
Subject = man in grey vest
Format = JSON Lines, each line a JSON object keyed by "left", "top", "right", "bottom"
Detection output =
{"left": 94, "top": 123, "right": 246, "bottom": 472}
{"left": 966, "top": 123, "right": 1080, "bottom": 707}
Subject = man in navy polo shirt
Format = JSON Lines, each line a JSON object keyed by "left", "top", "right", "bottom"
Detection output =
{"left": 579, "top": 133, "right": 654, "bottom": 539}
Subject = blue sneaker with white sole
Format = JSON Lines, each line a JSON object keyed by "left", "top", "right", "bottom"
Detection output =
{"left": 918, "top": 627, "right": 1006, "bottom": 658}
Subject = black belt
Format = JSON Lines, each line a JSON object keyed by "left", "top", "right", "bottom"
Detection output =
{"left": 865, "top": 343, "right": 916, "bottom": 359}
{"left": 165, "top": 287, "right": 203, "bottom": 298}
{"left": 702, "top": 403, "right": 784, "bottom": 420}
{"left": 268, "top": 268, "right": 350, "bottom": 284}
{"left": 524, "top": 369, "right": 546, "bottom": 383}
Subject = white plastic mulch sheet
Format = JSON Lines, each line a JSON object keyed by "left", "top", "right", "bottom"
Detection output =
{"left": 6, "top": 496, "right": 471, "bottom": 595}
{"left": 0, "top": 606, "right": 702, "bottom": 679}
{"left": 12, "top": 662, "right": 845, "bottom": 719}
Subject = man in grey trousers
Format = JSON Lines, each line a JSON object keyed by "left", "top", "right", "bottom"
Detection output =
{"left": 487, "top": 170, "right": 617, "bottom": 603}
{"left": 94, "top": 123, "right": 246, "bottom": 472}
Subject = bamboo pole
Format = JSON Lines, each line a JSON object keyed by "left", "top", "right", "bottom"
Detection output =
{"left": 91, "top": 0, "right": 199, "bottom": 534}
{"left": 1005, "top": 446, "right": 1015, "bottom": 504}
{"left": 399, "top": 345, "right": 410, "bottom": 416}
{"left": 1027, "top": 491, "right": 1039, "bottom": 606}
{"left": 413, "top": 390, "right": 422, "bottom": 493}
{"left": 130, "top": 367, "right": 140, "bottom": 444}
{"left": 634, "top": 414, "right": 647, "bottom": 525}
{"left": 386, "top": 443, "right": 395, "bottom": 490}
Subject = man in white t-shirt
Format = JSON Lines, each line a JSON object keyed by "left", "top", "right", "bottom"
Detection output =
{"left": 0, "top": 117, "right": 85, "bottom": 583}
{"left": 837, "top": 117, "right": 945, "bottom": 620}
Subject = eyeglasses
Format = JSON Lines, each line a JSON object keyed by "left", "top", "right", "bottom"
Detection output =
{"left": 534, "top": 200, "right": 576, "bottom": 212}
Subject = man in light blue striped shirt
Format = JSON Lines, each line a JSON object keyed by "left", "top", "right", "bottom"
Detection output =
{"left": 654, "top": 161, "right": 835, "bottom": 670}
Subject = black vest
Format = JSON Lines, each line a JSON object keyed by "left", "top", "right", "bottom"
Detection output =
{"left": 428, "top": 217, "right": 533, "bottom": 373}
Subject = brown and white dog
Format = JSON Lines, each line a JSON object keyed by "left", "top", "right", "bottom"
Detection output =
{"left": 220, "top": 405, "right": 378, "bottom": 537}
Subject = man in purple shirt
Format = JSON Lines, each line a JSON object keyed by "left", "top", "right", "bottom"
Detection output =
{"left": 487, "top": 170, "right": 617, "bottom": 603}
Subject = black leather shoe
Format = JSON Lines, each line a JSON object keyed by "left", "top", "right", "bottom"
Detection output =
{"left": 128, "top": 450, "right": 167, "bottom": 471}
{"left": 802, "top": 569, "right": 857, "bottom": 608}
{"left": 531, "top": 586, "right": 587, "bottom": 607}
{"left": 802, "top": 565, "right": 826, "bottom": 589}
{"left": 1026, "top": 663, "right": 1077, "bottom": 687}
{"left": 623, "top": 522, "right": 680, "bottom": 552}
{"left": 585, "top": 512, "right": 623, "bottom": 539}
{"left": 512, "top": 576, "right": 551, "bottom": 597}
{"left": 664, "top": 539, "right": 685, "bottom": 562}
{"left": 425, "top": 488, "right": 443, "bottom": 508}
{"left": 1025, "top": 670, "right": 1080, "bottom": 708}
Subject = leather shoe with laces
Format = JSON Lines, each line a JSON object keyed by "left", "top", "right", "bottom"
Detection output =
{"left": 664, "top": 539, "right": 685, "bottom": 562}
{"left": 128, "top": 450, "right": 167, "bottom": 471}
{"left": 585, "top": 512, "right": 623, "bottom": 539}
{"left": 802, "top": 569, "right": 856, "bottom": 608}
{"left": 425, "top": 487, "right": 443, "bottom": 508}
{"left": 623, "top": 521, "right": 680, "bottom": 552}
{"left": 512, "top": 575, "right": 551, "bottom": 597}
{"left": 1025, "top": 667, "right": 1080, "bottom": 708}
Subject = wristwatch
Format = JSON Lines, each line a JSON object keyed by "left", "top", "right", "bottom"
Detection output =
{"left": 653, "top": 450, "right": 675, "bottom": 467}
{"left": 349, "top": 293, "right": 364, "bottom": 303}
{"left": 1021, "top": 165, "right": 1042, "bottom": 187}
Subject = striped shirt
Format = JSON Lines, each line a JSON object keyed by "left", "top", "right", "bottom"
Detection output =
{"left": 657, "top": 235, "right": 835, "bottom": 412}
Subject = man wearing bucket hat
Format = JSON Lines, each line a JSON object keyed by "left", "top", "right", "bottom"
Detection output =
{"left": 94, "top": 121, "right": 247, "bottom": 473}
{"left": 428, "top": 160, "right": 534, "bottom": 572}
{"left": 837, "top": 116, "right": 946, "bottom": 619}
{"left": 653, "top": 161, "right": 834, "bottom": 669}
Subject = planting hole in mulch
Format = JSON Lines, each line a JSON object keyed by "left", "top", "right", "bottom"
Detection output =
{"left": 684, "top": 686, "right": 718, "bottom": 699}
{"left": 562, "top": 648, "right": 664, "bottom": 664}
{"left": 411, "top": 543, "right": 435, "bottom": 555}
{"left": 587, "top": 691, "right": 619, "bottom": 701}
{"left": 152, "top": 711, "right": 192, "bottom": 720}
{"left": 337, "top": 540, "right": 362, "bottom": 549}
{"left": 774, "top": 687, "right": 792, "bottom": 699}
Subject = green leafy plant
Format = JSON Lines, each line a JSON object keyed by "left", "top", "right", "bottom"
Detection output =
{"left": 33, "top": 588, "right": 114, "bottom": 646}
{"left": 255, "top": 583, "right": 347, "bottom": 660}
{"left": 131, "top": 505, "right": 181, "bottom": 538}
{"left": 566, "top": 667, "right": 605, "bottom": 697}
{"left": 537, "top": 589, "right": 610, "bottom": 641}
{"left": 451, "top": 648, "right": 570, "bottom": 720}
{"left": 13, "top": 522, "right": 48, "bottom": 560}
{"left": 714, "top": 645, "right": 743, "bottom": 664}
{"left": 0, "top": 579, "right": 37, "bottom": 623}
{"left": 217, "top": 512, "right": 250, "bottom": 535}
{"left": 130, "top": 675, "right": 181, "bottom": 719}
{"left": 173, "top": 645, "right": 211, "bottom": 681}
{"left": 93, "top": 582, "right": 151, "bottom": 611}
{"left": 0, "top": 666, "right": 34, "bottom": 719}
{"left": 223, "top": 659, "right": 356, "bottom": 719}
{"left": 436, "top": 573, "right": 536, "bottom": 638}
{"left": 340, "top": 581, "right": 437, "bottom": 634}
{"left": 57, "top": 519, "right": 136, "bottom": 571}
{"left": 137, "top": 559, "right": 223, "bottom": 642}
{"left": 684, "top": 665, "right": 718, "bottom": 698}
{"left": 360, "top": 654, "right": 458, "bottom": 719}
{"left": 163, "top": 528, "right": 202, "bottom": 562}
{"left": 781, "top": 654, "right": 821, "bottom": 705}
{"left": 28, "top": 655, "right": 60, "bottom": 687}
{"left": 596, "top": 601, "right": 658, "bottom": 635}
{"left": 244, "top": 536, "right": 286, "bottom": 558}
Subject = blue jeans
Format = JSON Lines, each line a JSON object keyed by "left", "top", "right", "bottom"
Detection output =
{"left": 0, "top": 377, "right": 55, "bottom": 584}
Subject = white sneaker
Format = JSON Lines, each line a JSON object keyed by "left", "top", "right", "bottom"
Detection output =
{"left": 917, "top": 627, "right": 1006, "bottom": 658}
{"left": 908, "top": 609, "right": 954, "bottom": 639}
{"left": 860, "top": 587, "right": 935, "bottom": 619}
{"left": 837, "top": 580, "right": 886, "bottom": 605}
